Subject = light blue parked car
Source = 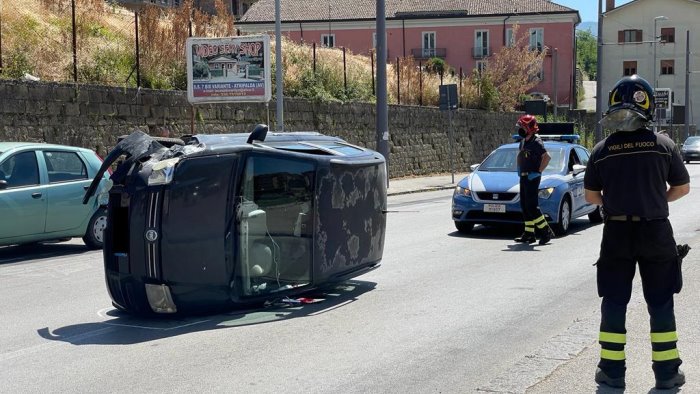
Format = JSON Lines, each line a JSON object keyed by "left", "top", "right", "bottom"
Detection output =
{"left": 0, "top": 142, "right": 111, "bottom": 249}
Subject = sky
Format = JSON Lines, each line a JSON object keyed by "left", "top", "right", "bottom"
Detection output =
{"left": 554, "top": 0, "right": 634, "bottom": 22}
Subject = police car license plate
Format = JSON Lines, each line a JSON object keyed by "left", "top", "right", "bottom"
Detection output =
{"left": 483, "top": 204, "right": 506, "bottom": 213}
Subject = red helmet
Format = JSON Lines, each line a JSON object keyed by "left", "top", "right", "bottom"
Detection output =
{"left": 517, "top": 114, "right": 539, "bottom": 135}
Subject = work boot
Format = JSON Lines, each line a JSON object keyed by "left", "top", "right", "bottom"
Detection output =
{"left": 514, "top": 233, "right": 536, "bottom": 244}
{"left": 538, "top": 228, "right": 555, "bottom": 245}
{"left": 655, "top": 369, "right": 685, "bottom": 390}
{"left": 595, "top": 368, "right": 625, "bottom": 388}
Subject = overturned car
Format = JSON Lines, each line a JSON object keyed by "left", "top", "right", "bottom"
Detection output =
{"left": 84, "top": 126, "right": 387, "bottom": 316}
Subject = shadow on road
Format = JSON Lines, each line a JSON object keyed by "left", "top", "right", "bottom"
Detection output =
{"left": 447, "top": 218, "right": 601, "bottom": 241}
{"left": 36, "top": 280, "right": 376, "bottom": 346}
{"left": 0, "top": 241, "right": 92, "bottom": 265}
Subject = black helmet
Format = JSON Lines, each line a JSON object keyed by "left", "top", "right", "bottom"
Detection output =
{"left": 606, "top": 75, "right": 655, "bottom": 121}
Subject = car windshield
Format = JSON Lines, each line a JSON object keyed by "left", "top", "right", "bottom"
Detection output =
{"left": 684, "top": 137, "right": 700, "bottom": 146}
{"left": 478, "top": 147, "right": 565, "bottom": 174}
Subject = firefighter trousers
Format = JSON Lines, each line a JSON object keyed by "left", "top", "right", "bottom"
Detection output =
{"left": 596, "top": 218, "right": 683, "bottom": 380}
{"left": 519, "top": 174, "right": 550, "bottom": 236}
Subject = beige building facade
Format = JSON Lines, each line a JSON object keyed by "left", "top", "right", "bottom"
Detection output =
{"left": 602, "top": 0, "right": 700, "bottom": 129}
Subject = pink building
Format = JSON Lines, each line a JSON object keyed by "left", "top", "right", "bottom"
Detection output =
{"left": 238, "top": 0, "right": 581, "bottom": 107}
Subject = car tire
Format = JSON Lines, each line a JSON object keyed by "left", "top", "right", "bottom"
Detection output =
{"left": 454, "top": 221, "right": 474, "bottom": 233}
{"left": 83, "top": 207, "right": 107, "bottom": 249}
{"left": 588, "top": 206, "right": 604, "bottom": 224}
{"left": 553, "top": 197, "right": 571, "bottom": 236}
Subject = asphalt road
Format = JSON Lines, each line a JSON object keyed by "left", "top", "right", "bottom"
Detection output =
{"left": 2, "top": 164, "right": 699, "bottom": 393}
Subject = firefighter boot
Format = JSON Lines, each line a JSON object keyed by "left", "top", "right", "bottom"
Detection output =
{"left": 656, "top": 369, "right": 685, "bottom": 390}
{"left": 514, "top": 232, "right": 536, "bottom": 244}
{"left": 538, "top": 228, "right": 555, "bottom": 245}
{"left": 595, "top": 368, "right": 625, "bottom": 388}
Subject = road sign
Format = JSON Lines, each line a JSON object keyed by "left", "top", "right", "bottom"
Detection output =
{"left": 439, "top": 84, "right": 458, "bottom": 111}
{"left": 654, "top": 88, "right": 671, "bottom": 109}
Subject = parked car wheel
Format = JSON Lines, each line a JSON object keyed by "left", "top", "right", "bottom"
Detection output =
{"left": 588, "top": 206, "right": 604, "bottom": 223}
{"left": 553, "top": 197, "right": 571, "bottom": 236}
{"left": 454, "top": 221, "right": 474, "bottom": 234}
{"left": 83, "top": 207, "right": 107, "bottom": 249}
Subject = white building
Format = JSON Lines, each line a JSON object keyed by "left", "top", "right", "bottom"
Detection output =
{"left": 601, "top": 0, "right": 700, "bottom": 129}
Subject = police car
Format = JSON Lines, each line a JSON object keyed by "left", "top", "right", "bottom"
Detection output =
{"left": 83, "top": 126, "right": 387, "bottom": 316}
{"left": 452, "top": 133, "right": 602, "bottom": 235}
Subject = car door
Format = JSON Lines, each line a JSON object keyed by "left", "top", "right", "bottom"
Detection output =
{"left": 0, "top": 150, "right": 48, "bottom": 241}
{"left": 564, "top": 147, "right": 586, "bottom": 216}
{"left": 42, "top": 150, "right": 93, "bottom": 234}
{"left": 573, "top": 146, "right": 593, "bottom": 212}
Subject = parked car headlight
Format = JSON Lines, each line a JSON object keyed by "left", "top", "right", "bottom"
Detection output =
{"left": 538, "top": 187, "right": 555, "bottom": 199}
{"left": 454, "top": 185, "right": 471, "bottom": 197}
{"left": 148, "top": 158, "right": 180, "bottom": 186}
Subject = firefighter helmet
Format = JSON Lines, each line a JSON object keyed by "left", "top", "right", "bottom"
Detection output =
{"left": 606, "top": 75, "right": 655, "bottom": 121}
{"left": 517, "top": 114, "right": 539, "bottom": 137}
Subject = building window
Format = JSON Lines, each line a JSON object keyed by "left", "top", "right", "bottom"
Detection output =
{"left": 422, "top": 32, "right": 436, "bottom": 57}
{"left": 474, "top": 30, "right": 489, "bottom": 58}
{"left": 618, "top": 29, "right": 643, "bottom": 43}
{"left": 661, "top": 59, "right": 675, "bottom": 75}
{"left": 505, "top": 28, "right": 514, "bottom": 47}
{"left": 623, "top": 60, "right": 637, "bottom": 76}
{"left": 529, "top": 28, "right": 544, "bottom": 52}
{"left": 660, "top": 27, "right": 675, "bottom": 43}
{"left": 321, "top": 34, "right": 335, "bottom": 48}
{"left": 475, "top": 60, "right": 487, "bottom": 75}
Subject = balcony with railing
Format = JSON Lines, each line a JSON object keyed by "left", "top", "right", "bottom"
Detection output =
{"left": 411, "top": 48, "right": 447, "bottom": 59}
{"left": 472, "top": 46, "right": 491, "bottom": 59}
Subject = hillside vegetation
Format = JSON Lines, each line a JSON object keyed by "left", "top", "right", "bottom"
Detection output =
{"left": 1, "top": 0, "right": 545, "bottom": 110}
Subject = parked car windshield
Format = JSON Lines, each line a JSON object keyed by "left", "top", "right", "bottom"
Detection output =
{"left": 478, "top": 147, "right": 565, "bottom": 174}
{"left": 684, "top": 136, "right": 700, "bottom": 146}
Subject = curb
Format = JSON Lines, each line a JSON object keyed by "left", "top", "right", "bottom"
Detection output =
{"left": 387, "top": 185, "right": 456, "bottom": 196}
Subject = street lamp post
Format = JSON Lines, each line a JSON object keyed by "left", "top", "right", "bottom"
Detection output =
{"left": 653, "top": 15, "right": 668, "bottom": 131}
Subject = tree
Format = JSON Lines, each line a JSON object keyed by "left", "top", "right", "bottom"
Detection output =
{"left": 576, "top": 29, "right": 597, "bottom": 80}
{"left": 481, "top": 25, "right": 547, "bottom": 111}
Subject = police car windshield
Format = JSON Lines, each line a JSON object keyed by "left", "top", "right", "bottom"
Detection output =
{"left": 479, "top": 147, "right": 565, "bottom": 174}
{"left": 684, "top": 137, "right": 700, "bottom": 146}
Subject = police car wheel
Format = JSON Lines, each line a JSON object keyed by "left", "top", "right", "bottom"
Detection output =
{"left": 454, "top": 221, "right": 474, "bottom": 233}
{"left": 553, "top": 198, "right": 571, "bottom": 236}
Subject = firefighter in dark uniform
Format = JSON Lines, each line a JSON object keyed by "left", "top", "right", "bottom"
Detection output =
{"left": 584, "top": 75, "right": 690, "bottom": 389}
{"left": 515, "top": 114, "right": 555, "bottom": 245}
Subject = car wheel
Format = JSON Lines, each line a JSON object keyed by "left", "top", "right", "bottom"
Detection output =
{"left": 553, "top": 197, "right": 571, "bottom": 236}
{"left": 588, "top": 206, "right": 604, "bottom": 224}
{"left": 454, "top": 221, "right": 474, "bottom": 233}
{"left": 83, "top": 207, "right": 107, "bottom": 249}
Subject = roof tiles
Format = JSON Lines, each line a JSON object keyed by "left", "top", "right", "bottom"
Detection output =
{"left": 240, "top": 0, "right": 577, "bottom": 23}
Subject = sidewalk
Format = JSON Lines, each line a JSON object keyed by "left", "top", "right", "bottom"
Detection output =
{"left": 387, "top": 173, "right": 466, "bottom": 196}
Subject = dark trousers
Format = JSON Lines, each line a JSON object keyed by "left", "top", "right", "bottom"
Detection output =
{"left": 596, "top": 219, "right": 682, "bottom": 379}
{"left": 519, "top": 174, "right": 548, "bottom": 235}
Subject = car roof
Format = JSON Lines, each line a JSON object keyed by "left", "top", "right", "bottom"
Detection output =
{"left": 498, "top": 140, "right": 583, "bottom": 149}
{"left": 0, "top": 142, "right": 90, "bottom": 152}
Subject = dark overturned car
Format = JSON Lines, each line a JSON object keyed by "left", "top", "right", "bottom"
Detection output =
{"left": 83, "top": 126, "right": 387, "bottom": 316}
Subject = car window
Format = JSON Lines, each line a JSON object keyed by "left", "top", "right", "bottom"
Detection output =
{"left": 479, "top": 147, "right": 565, "bottom": 174}
{"left": 43, "top": 151, "right": 88, "bottom": 183}
{"left": 566, "top": 149, "right": 580, "bottom": 172}
{"left": 478, "top": 148, "right": 518, "bottom": 172}
{"left": 684, "top": 137, "right": 700, "bottom": 146}
{"left": 0, "top": 151, "right": 40, "bottom": 188}
{"left": 544, "top": 147, "right": 566, "bottom": 174}
{"left": 574, "top": 147, "right": 590, "bottom": 166}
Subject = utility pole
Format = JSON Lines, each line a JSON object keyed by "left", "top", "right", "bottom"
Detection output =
{"left": 553, "top": 48, "right": 559, "bottom": 118}
{"left": 685, "top": 30, "right": 690, "bottom": 141}
{"left": 595, "top": 0, "right": 603, "bottom": 142}
{"left": 376, "top": 0, "right": 389, "bottom": 183}
{"left": 71, "top": 0, "right": 78, "bottom": 82}
{"left": 275, "top": 0, "right": 284, "bottom": 131}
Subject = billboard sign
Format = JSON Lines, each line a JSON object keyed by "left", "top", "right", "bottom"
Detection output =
{"left": 654, "top": 88, "right": 671, "bottom": 109}
{"left": 186, "top": 35, "right": 271, "bottom": 104}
